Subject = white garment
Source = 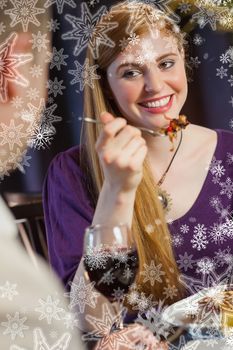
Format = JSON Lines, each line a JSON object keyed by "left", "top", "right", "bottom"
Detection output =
{"left": 0, "top": 196, "right": 85, "bottom": 349}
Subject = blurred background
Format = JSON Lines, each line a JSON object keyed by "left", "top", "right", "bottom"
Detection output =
{"left": 0, "top": 0, "right": 233, "bottom": 194}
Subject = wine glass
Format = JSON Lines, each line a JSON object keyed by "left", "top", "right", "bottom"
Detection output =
{"left": 83, "top": 223, "right": 139, "bottom": 326}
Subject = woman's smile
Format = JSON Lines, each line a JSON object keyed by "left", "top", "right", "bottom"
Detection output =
{"left": 138, "top": 94, "right": 174, "bottom": 115}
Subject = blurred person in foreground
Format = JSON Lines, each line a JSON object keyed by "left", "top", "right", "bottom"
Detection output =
{"left": 0, "top": 7, "right": 85, "bottom": 349}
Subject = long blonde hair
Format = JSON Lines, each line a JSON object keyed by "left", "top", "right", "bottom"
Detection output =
{"left": 81, "top": 1, "right": 186, "bottom": 304}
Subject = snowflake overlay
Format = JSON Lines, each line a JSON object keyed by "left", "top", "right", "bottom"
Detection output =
{"left": 65, "top": 276, "right": 99, "bottom": 313}
{"left": 62, "top": 2, "right": 118, "bottom": 59}
{"left": 0, "top": 32, "right": 32, "bottom": 102}
{"left": 4, "top": 0, "right": 45, "bottom": 32}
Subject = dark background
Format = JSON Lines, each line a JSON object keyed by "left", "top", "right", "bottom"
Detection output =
{"left": 1, "top": 0, "right": 233, "bottom": 193}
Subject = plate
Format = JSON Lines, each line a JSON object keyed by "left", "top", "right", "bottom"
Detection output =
{"left": 161, "top": 284, "right": 233, "bottom": 339}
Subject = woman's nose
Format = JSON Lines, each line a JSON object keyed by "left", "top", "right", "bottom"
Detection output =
{"left": 144, "top": 69, "right": 164, "bottom": 94}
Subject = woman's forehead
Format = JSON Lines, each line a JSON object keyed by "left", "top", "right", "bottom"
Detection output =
{"left": 109, "top": 32, "right": 180, "bottom": 70}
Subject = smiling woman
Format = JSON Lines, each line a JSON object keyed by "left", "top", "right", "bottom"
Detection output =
{"left": 43, "top": 0, "right": 233, "bottom": 347}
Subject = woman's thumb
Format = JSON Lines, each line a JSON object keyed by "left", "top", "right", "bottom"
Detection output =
{"left": 99, "top": 111, "right": 115, "bottom": 124}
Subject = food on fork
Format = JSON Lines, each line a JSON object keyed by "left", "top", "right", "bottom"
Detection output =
{"left": 160, "top": 115, "right": 190, "bottom": 151}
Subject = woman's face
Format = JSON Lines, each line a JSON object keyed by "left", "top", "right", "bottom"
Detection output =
{"left": 107, "top": 30, "right": 188, "bottom": 130}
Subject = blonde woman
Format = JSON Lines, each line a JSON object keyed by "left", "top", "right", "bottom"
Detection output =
{"left": 43, "top": 0, "right": 233, "bottom": 335}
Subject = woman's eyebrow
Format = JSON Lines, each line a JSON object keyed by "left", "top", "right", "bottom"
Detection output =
{"left": 116, "top": 52, "right": 178, "bottom": 72}
{"left": 117, "top": 62, "right": 141, "bottom": 72}
{"left": 156, "top": 52, "right": 178, "bottom": 61}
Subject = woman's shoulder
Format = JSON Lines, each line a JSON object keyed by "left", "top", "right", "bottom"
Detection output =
{"left": 189, "top": 125, "right": 233, "bottom": 148}
{"left": 43, "top": 145, "right": 88, "bottom": 189}
{"left": 48, "top": 145, "right": 82, "bottom": 174}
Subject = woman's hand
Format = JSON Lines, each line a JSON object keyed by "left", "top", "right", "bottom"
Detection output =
{"left": 95, "top": 112, "right": 148, "bottom": 194}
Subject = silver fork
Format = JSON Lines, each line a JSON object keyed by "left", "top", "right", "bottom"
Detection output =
{"left": 78, "top": 117, "right": 165, "bottom": 137}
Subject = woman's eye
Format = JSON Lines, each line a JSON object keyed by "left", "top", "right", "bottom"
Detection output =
{"left": 159, "top": 60, "right": 175, "bottom": 70}
{"left": 122, "top": 70, "right": 141, "bottom": 79}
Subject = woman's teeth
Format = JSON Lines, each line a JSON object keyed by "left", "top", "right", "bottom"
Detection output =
{"left": 141, "top": 96, "right": 171, "bottom": 108}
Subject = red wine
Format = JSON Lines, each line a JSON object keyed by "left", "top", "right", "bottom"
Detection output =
{"left": 84, "top": 249, "right": 139, "bottom": 300}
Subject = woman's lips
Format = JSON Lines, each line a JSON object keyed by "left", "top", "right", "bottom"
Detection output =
{"left": 138, "top": 95, "right": 174, "bottom": 114}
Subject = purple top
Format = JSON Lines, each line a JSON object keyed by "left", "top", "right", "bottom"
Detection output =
{"left": 43, "top": 129, "right": 233, "bottom": 294}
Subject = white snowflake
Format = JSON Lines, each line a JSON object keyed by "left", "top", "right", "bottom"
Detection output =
{"left": 194, "top": 223, "right": 207, "bottom": 235}
{"left": 4, "top": 0, "right": 45, "bottom": 32}
{"left": 10, "top": 148, "right": 31, "bottom": 174}
{"left": 11, "top": 96, "right": 23, "bottom": 109}
{"left": 84, "top": 246, "right": 111, "bottom": 270}
{"left": 123, "top": 268, "right": 134, "bottom": 280}
{"left": 220, "top": 177, "right": 233, "bottom": 199}
{"left": 0, "top": 281, "right": 18, "bottom": 301}
{"left": 26, "top": 87, "right": 39, "bottom": 101}
{"left": 196, "top": 257, "right": 215, "bottom": 274}
{"left": 83, "top": 302, "right": 135, "bottom": 348}
{"left": 228, "top": 75, "right": 233, "bottom": 86}
{"left": 44, "top": 0, "right": 76, "bottom": 15}
{"left": 65, "top": 276, "right": 99, "bottom": 313}
{"left": 216, "top": 66, "right": 228, "bottom": 79}
{"left": 220, "top": 52, "right": 230, "bottom": 64}
{"left": 209, "top": 195, "right": 221, "bottom": 210}
{"left": 99, "top": 270, "right": 115, "bottom": 285}
{"left": 68, "top": 58, "right": 100, "bottom": 92}
{"left": 177, "top": 252, "right": 195, "bottom": 272}
{"left": 211, "top": 163, "right": 226, "bottom": 177}
{"left": 178, "top": 0, "right": 192, "bottom": 14}
{"left": 47, "top": 19, "right": 60, "bottom": 32}
{"left": 1, "top": 312, "right": 29, "bottom": 341}
{"left": 27, "top": 100, "right": 61, "bottom": 132}
{"left": 214, "top": 247, "right": 232, "bottom": 267}
{"left": 209, "top": 223, "right": 227, "bottom": 245}
{"left": 191, "top": 230, "right": 208, "bottom": 251}
{"left": 48, "top": 47, "right": 68, "bottom": 71}
{"left": 46, "top": 77, "right": 66, "bottom": 97}
{"left": 172, "top": 234, "right": 184, "bottom": 247}
{"left": 0, "top": 119, "right": 26, "bottom": 151}
{"left": 35, "top": 295, "right": 65, "bottom": 325}
{"left": 180, "top": 224, "right": 189, "bottom": 234}
{"left": 28, "top": 124, "right": 54, "bottom": 150}
{"left": 163, "top": 284, "right": 178, "bottom": 300}
{"left": 220, "top": 218, "right": 233, "bottom": 238}
{"left": 191, "top": 4, "right": 227, "bottom": 31}
{"left": 30, "top": 31, "right": 49, "bottom": 52}
{"left": 29, "top": 64, "right": 43, "bottom": 78}
{"left": 189, "top": 56, "right": 201, "bottom": 68}
{"left": 131, "top": 292, "right": 155, "bottom": 313}
{"left": 193, "top": 33, "right": 205, "bottom": 46}
{"left": 136, "top": 300, "right": 171, "bottom": 341}
{"left": 111, "top": 286, "right": 125, "bottom": 302}
{"left": 62, "top": 312, "right": 79, "bottom": 330}
{"left": 89, "top": 0, "right": 100, "bottom": 7}
{"left": 140, "top": 260, "right": 165, "bottom": 286}
{"left": 127, "top": 32, "right": 141, "bottom": 47}
{"left": 62, "top": 3, "right": 118, "bottom": 59}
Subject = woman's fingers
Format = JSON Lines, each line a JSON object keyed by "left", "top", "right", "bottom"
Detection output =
{"left": 95, "top": 116, "right": 127, "bottom": 150}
